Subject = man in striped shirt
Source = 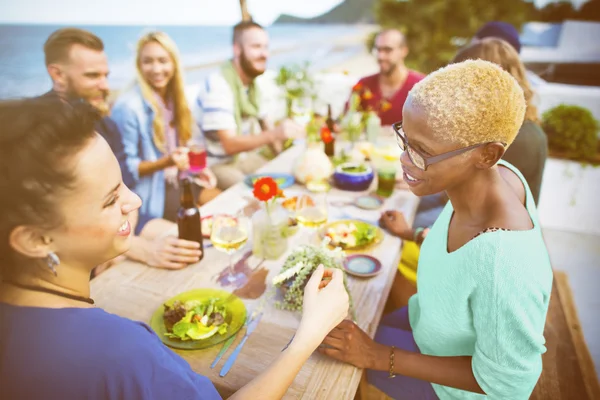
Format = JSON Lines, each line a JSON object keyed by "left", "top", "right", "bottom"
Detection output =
{"left": 194, "top": 21, "right": 303, "bottom": 189}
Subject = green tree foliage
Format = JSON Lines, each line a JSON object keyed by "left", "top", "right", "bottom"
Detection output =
{"left": 542, "top": 105, "right": 599, "bottom": 161}
{"left": 536, "top": 0, "right": 576, "bottom": 22}
{"left": 373, "top": 0, "right": 536, "bottom": 73}
{"left": 574, "top": 0, "right": 600, "bottom": 22}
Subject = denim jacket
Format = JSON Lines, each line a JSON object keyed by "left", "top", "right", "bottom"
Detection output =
{"left": 111, "top": 86, "right": 166, "bottom": 234}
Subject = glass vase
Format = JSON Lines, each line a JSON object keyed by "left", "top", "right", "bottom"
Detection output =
{"left": 252, "top": 203, "right": 289, "bottom": 260}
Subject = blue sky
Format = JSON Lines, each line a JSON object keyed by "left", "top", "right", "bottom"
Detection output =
{"left": 0, "top": 0, "right": 588, "bottom": 26}
{"left": 0, "top": 0, "right": 345, "bottom": 26}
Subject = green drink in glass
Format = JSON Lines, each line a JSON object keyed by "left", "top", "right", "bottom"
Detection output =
{"left": 376, "top": 168, "right": 396, "bottom": 198}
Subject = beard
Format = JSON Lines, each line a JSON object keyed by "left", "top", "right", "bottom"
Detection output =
{"left": 65, "top": 76, "right": 110, "bottom": 116}
{"left": 240, "top": 49, "right": 266, "bottom": 80}
{"left": 379, "top": 61, "right": 397, "bottom": 77}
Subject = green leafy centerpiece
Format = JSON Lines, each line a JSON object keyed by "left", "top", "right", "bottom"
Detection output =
{"left": 272, "top": 239, "right": 355, "bottom": 318}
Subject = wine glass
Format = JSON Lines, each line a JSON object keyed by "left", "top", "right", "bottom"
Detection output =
{"left": 210, "top": 212, "right": 249, "bottom": 286}
{"left": 295, "top": 193, "right": 328, "bottom": 229}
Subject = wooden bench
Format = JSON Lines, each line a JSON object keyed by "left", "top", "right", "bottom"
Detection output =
{"left": 357, "top": 271, "right": 600, "bottom": 399}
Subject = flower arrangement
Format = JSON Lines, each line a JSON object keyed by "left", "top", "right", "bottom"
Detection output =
{"left": 251, "top": 177, "right": 289, "bottom": 259}
{"left": 350, "top": 82, "right": 392, "bottom": 114}
{"left": 253, "top": 176, "right": 284, "bottom": 212}
{"left": 273, "top": 239, "right": 355, "bottom": 319}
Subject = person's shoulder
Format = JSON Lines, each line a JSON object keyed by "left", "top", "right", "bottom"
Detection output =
{"left": 407, "top": 70, "right": 426, "bottom": 83}
{"left": 112, "top": 87, "right": 146, "bottom": 113}
{"left": 519, "top": 120, "right": 548, "bottom": 143}
{"left": 357, "top": 73, "right": 379, "bottom": 88}
{"left": 201, "top": 71, "right": 232, "bottom": 95}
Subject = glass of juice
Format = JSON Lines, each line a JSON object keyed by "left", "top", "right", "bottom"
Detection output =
{"left": 187, "top": 139, "right": 207, "bottom": 173}
{"left": 376, "top": 167, "right": 396, "bottom": 198}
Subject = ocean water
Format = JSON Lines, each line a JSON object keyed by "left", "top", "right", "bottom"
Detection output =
{"left": 0, "top": 24, "right": 363, "bottom": 99}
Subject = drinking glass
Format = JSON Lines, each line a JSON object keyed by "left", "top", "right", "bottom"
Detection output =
{"left": 295, "top": 193, "right": 328, "bottom": 229}
{"left": 187, "top": 139, "right": 207, "bottom": 173}
{"left": 210, "top": 213, "right": 249, "bottom": 285}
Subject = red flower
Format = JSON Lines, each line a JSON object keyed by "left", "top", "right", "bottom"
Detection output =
{"left": 362, "top": 89, "right": 373, "bottom": 100}
{"left": 352, "top": 82, "right": 363, "bottom": 92}
{"left": 321, "top": 126, "right": 334, "bottom": 144}
{"left": 253, "top": 177, "right": 279, "bottom": 202}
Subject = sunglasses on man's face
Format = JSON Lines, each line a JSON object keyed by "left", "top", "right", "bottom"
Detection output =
{"left": 392, "top": 122, "right": 493, "bottom": 171}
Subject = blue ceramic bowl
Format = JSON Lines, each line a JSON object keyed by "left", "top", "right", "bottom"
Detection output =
{"left": 333, "top": 162, "right": 374, "bottom": 191}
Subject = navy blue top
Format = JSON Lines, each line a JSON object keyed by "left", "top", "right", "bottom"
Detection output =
{"left": 0, "top": 303, "right": 222, "bottom": 400}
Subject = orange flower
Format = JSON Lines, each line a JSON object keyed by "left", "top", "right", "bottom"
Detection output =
{"left": 362, "top": 89, "right": 373, "bottom": 100}
{"left": 381, "top": 100, "right": 392, "bottom": 112}
{"left": 253, "top": 177, "right": 278, "bottom": 202}
{"left": 352, "top": 82, "right": 363, "bottom": 92}
{"left": 321, "top": 125, "right": 334, "bottom": 144}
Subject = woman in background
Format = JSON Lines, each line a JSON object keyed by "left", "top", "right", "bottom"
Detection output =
{"left": 452, "top": 37, "right": 548, "bottom": 205}
{"left": 112, "top": 31, "right": 220, "bottom": 235}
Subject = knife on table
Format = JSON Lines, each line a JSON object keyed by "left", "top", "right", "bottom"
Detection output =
{"left": 210, "top": 310, "right": 257, "bottom": 369}
{"left": 219, "top": 312, "right": 263, "bottom": 377}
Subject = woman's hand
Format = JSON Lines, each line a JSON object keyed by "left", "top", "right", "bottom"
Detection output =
{"left": 144, "top": 235, "right": 202, "bottom": 269}
{"left": 318, "top": 320, "right": 378, "bottom": 369}
{"left": 379, "top": 210, "right": 412, "bottom": 240}
{"left": 170, "top": 147, "right": 190, "bottom": 171}
{"left": 292, "top": 265, "right": 350, "bottom": 350}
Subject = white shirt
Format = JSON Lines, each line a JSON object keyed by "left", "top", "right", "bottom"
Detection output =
{"left": 194, "top": 71, "right": 265, "bottom": 165}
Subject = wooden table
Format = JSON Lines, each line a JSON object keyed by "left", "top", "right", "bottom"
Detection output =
{"left": 91, "top": 144, "right": 419, "bottom": 399}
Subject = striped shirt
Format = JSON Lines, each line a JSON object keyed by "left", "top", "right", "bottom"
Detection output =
{"left": 194, "top": 72, "right": 265, "bottom": 165}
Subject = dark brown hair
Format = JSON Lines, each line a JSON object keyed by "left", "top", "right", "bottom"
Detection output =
{"left": 43, "top": 27, "right": 104, "bottom": 66}
{"left": 452, "top": 38, "right": 539, "bottom": 123}
{"left": 0, "top": 97, "right": 100, "bottom": 272}
{"left": 232, "top": 21, "right": 264, "bottom": 45}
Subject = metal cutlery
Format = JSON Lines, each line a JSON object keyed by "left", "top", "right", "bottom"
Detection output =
{"left": 219, "top": 312, "right": 263, "bottom": 377}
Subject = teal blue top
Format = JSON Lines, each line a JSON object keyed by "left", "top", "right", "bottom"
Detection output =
{"left": 409, "top": 160, "right": 553, "bottom": 400}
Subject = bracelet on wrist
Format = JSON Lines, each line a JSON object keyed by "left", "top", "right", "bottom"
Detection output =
{"left": 413, "top": 227, "right": 424, "bottom": 242}
{"left": 388, "top": 346, "right": 396, "bottom": 378}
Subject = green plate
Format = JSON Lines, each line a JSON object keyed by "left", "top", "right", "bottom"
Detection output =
{"left": 319, "top": 219, "right": 384, "bottom": 252}
{"left": 150, "top": 289, "right": 247, "bottom": 350}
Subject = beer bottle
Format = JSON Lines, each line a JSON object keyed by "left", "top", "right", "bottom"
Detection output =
{"left": 324, "top": 104, "right": 336, "bottom": 157}
{"left": 177, "top": 177, "right": 204, "bottom": 260}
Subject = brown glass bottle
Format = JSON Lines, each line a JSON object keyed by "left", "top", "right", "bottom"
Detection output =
{"left": 177, "top": 177, "right": 204, "bottom": 260}
{"left": 324, "top": 104, "right": 336, "bottom": 157}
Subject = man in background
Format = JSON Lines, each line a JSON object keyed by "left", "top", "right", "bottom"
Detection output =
{"left": 43, "top": 28, "right": 134, "bottom": 188}
{"left": 347, "top": 29, "right": 424, "bottom": 126}
{"left": 194, "top": 21, "right": 303, "bottom": 190}
{"left": 42, "top": 28, "right": 204, "bottom": 275}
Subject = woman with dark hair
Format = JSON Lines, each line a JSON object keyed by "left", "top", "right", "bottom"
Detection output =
{"left": 321, "top": 60, "right": 552, "bottom": 400}
{"left": 0, "top": 97, "right": 349, "bottom": 399}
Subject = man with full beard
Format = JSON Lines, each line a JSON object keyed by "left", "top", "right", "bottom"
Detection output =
{"left": 347, "top": 29, "right": 424, "bottom": 126}
{"left": 42, "top": 28, "right": 133, "bottom": 188}
{"left": 195, "top": 21, "right": 303, "bottom": 190}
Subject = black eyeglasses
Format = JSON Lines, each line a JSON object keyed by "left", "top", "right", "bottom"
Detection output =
{"left": 392, "top": 121, "right": 498, "bottom": 171}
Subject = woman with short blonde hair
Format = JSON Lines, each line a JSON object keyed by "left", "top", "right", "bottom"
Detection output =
{"left": 321, "top": 60, "right": 552, "bottom": 400}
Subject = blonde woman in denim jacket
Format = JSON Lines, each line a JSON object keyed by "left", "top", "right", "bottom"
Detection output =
{"left": 112, "top": 32, "right": 219, "bottom": 237}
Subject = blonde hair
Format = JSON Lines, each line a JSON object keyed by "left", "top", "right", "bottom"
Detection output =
{"left": 452, "top": 38, "right": 539, "bottom": 123}
{"left": 135, "top": 31, "right": 192, "bottom": 152}
{"left": 408, "top": 59, "right": 525, "bottom": 147}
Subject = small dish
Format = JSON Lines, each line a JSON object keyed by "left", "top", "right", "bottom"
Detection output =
{"left": 333, "top": 162, "right": 375, "bottom": 191}
{"left": 343, "top": 254, "right": 382, "bottom": 278}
